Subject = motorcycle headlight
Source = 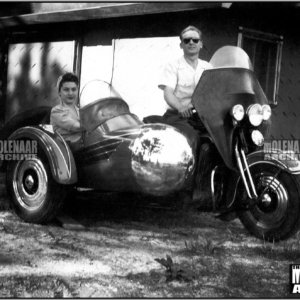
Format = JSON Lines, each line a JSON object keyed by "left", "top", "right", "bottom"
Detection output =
{"left": 247, "top": 104, "right": 263, "bottom": 126}
{"left": 251, "top": 130, "right": 264, "bottom": 146}
{"left": 230, "top": 104, "right": 244, "bottom": 121}
{"left": 262, "top": 104, "right": 272, "bottom": 120}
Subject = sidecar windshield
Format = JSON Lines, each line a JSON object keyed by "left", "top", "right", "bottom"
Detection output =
{"left": 100, "top": 114, "right": 143, "bottom": 133}
{"left": 209, "top": 46, "right": 253, "bottom": 71}
{"left": 80, "top": 80, "right": 122, "bottom": 108}
{"left": 79, "top": 80, "right": 139, "bottom": 133}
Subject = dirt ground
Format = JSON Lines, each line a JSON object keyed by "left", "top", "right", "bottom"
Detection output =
{"left": 0, "top": 172, "right": 299, "bottom": 298}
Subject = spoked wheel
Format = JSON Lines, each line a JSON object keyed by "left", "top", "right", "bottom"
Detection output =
{"left": 6, "top": 156, "right": 67, "bottom": 223}
{"left": 238, "top": 163, "right": 300, "bottom": 241}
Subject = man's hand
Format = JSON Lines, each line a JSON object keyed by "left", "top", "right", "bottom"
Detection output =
{"left": 178, "top": 107, "right": 193, "bottom": 118}
{"left": 163, "top": 87, "right": 194, "bottom": 118}
{"left": 178, "top": 102, "right": 194, "bottom": 118}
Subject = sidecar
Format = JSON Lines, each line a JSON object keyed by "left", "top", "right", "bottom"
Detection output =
{"left": 3, "top": 80, "right": 195, "bottom": 223}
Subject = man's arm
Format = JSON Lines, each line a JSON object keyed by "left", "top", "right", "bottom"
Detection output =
{"left": 164, "top": 86, "right": 193, "bottom": 118}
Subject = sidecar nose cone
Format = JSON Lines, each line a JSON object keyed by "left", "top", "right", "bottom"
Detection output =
{"left": 130, "top": 124, "right": 195, "bottom": 195}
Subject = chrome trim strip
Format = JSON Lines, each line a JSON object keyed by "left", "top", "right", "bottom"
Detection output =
{"left": 211, "top": 166, "right": 218, "bottom": 212}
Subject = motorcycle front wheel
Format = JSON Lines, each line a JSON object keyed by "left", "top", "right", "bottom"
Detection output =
{"left": 238, "top": 163, "right": 300, "bottom": 241}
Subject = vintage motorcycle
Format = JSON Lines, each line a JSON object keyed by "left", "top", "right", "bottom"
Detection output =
{"left": 2, "top": 46, "right": 300, "bottom": 241}
{"left": 188, "top": 46, "right": 300, "bottom": 241}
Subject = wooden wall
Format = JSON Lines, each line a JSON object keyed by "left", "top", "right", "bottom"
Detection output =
{"left": 2, "top": 4, "right": 300, "bottom": 140}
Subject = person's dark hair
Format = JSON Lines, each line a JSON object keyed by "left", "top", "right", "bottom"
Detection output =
{"left": 57, "top": 72, "right": 79, "bottom": 92}
{"left": 180, "top": 25, "right": 202, "bottom": 41}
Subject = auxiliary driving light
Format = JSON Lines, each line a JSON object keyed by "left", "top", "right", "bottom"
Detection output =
{"left": 247, "top": 104, "right": 263, "bottom": 126}
{"left": 262, "top": 104, "right": 272, "bottom": 121}
{"left": 251, "top": 130, "right": 264, "bottom": 146}
{"left": 230, "top": 104, "right": 245, "bottom": 121}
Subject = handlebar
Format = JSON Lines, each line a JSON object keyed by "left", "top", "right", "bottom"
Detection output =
{"left": 178, "top": 107, "right": 197, "bottom": 119}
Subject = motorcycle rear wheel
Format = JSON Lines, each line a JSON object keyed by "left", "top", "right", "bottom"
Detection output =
{"left": 238, "top": 163, "right": 300, "bottom": 241}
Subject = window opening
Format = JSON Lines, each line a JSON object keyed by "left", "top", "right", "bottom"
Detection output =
{"left": 237, "top": 27, "right": 283, "bottom": 105}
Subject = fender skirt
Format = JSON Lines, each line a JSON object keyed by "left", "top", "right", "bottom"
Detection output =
{"left": 8, "top": 126, "right": 77, "bottom": 184}
{"left": 226, "top": 149, "right": 300, "bottom": 207}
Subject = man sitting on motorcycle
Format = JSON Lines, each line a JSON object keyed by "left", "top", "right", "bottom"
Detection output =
{"left": 158, "top": 25, "right": 213, "bottom": 206}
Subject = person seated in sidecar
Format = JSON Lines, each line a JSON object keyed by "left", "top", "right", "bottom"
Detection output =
{"left": 158, "top": 25, "right": 213, "bottom": 205}
{"left": 50, "top": 72, "right": 84, "bottom": 152}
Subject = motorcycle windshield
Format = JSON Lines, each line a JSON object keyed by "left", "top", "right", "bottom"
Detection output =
{"left": 192, "top": 46, "right": 269, "bottom": 169}
{"left": 209, "top": 46, "right": 254, "bottom": 70}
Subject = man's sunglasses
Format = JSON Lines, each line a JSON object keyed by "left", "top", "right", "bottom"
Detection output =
{"left": 183, "top": 38, "right": 201, "bottom": 44}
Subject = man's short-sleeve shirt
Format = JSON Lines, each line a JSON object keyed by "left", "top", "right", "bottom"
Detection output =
{"left": 158, "top": 56, "right": 212, "bottom": 108}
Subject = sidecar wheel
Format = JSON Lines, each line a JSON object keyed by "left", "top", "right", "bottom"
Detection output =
{"left": 6, "top": 156, "right": 67, "bottom": 224}
{"left": 238, "top": 164, "right": 300, "bottom": 241}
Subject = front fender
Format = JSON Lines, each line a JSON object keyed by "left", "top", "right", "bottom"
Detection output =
{"left": 226, "top": 149, "right": 300, "bottom": 206}
{"left": 247, "top": 149, "right": 300, "bottom": 174}
{"left": 8, "top": 125, "right": 77, "bottom": 184}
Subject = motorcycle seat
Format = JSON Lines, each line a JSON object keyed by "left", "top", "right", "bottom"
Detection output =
{"left": 142, "top": 115, "right": 167, "bottom": 124}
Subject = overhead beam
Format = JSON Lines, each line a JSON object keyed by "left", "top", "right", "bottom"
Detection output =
{"left": 0, "top": 2, "right": 224, "bottom": 28}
